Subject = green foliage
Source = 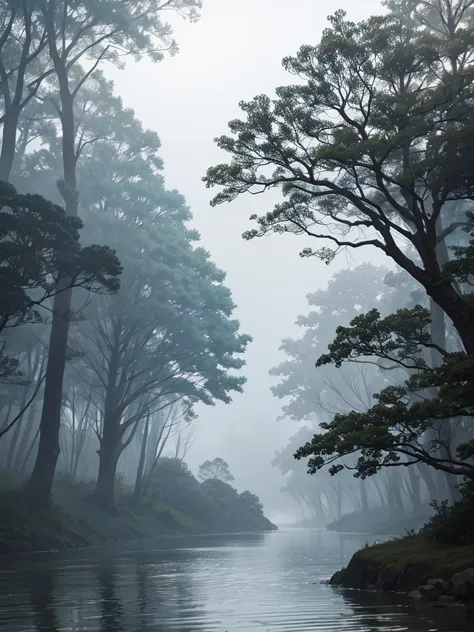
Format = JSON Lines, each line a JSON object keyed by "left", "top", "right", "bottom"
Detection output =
{"left": 0, "top": 180, "right": 121, "bottom": 378}
{"left": 204, "top": 3, "right": 474, "bottom": 355}
{"left": 292, "top": 208, "right": 474, "bottom": 480}
{"left": 147, "top": 457, "right": 275, "bottom": 533}
{"left": 317, "top": 306, "right": 433, "bottom": 371}
{"left": 423, "top": 480, "right": 474, "bottom": 546}
{"left": 444, "top": 211, "right": 474, "bottom": 289}
{"left": 0, "top": 180, "right": 120, "bottom": 331}
{"left": 294, "top": 305, "right": 474, "bottom": 480}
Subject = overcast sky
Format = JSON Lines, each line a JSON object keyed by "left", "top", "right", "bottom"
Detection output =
{"left": 112, "top": 0, "right": 387, "bottom": 521}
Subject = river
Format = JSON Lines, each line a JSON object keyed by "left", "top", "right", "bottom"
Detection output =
{"left": 0, "top": 528, "right": 470, "bottom": 632}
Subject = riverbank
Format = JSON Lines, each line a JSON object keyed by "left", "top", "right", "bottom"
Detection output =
{"left": 330, "top": 535, "right": 474, "bottom": 609}
{"left": 325, "top": 507, "right": 434, "bottom": 536}
{"left": 0, "top": 475, "right": 277, "bottom": 555}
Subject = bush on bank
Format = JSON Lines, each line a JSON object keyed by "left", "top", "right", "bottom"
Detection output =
{"left": 0, "top": 462, "right": 277, "bottom": 555}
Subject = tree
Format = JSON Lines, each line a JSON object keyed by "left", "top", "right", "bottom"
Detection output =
{"left": 204, "top": 5, "right": 474, "bottom": 354}
{"left": 59, "top": 110, "right": 250, "bottom": 509}
{"left": 239, "top": 491, "right": 264, "bottom": 515}
{"left": 198, "top": 458, "right": 235, "bottom": 483}
{"left": 74, "top": 210, "right": 249, "bottom": 509}
{"left": 131, "top": 402, "right": 190, "bottom": 503}
{"left": 147, "top": 457, "right": 275, "bottom": 533}
{"left": 0, "top": 180, "right": 121, "bottom": 381}
{"left": 0, "top": 1, "right": 52, "bottom": 181}
{"left": 270, "top": 265, "right": 392, "bottom": 423}
{"left": 294, "top": 297, "right": 474, "bottom": 481}
{"left": 270, "top": 263, "right": 450, "bottom": 514}
{"left": 58, "top": 384, "right": 94, "bottom": 483}
{"left": 20, "top": 0, "right": 202, "bottom": 507}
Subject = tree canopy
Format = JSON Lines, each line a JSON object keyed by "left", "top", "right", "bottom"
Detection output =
{"left": 0, "top": 180, "right": 121, "bottom": 378}
{"left": 204, "top": 3, "right": 474, "bottom": 354}
{"left": 198, "top": 458, "right": 235, "bottom": 483}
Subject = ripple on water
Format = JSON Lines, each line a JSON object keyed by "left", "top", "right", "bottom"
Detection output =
{"left": 0, "top": 529, "right": 470, "bottom": 632}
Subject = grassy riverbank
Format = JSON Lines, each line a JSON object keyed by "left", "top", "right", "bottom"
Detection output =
{"left": 0, "top": 477, "right": 203, "bottom": 555}
{"left": 332, "top": 534, "right": 474, "bottom": 593}
{"left": 0, "top": 472, "right": 277, "bottom": 555}
{"left": 361, "top": 535, "right": 474, "bottom": 578}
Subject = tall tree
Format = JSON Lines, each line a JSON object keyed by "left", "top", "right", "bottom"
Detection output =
{"left": 0, "top": 1, "right": 51, "bottom": 181}
{"left": 204, "top": 5, "right": 474, "bottom": 353}
{"left": 0, "top": 180, "right": 120, "bottom": 382}
{"left": 198, "top": 458, "right": 235, "bottom": 483}
{"left": 61, "top": 114, "right": 251, "bottom": 508}
{"left": 21, "top": 0, "right": 202, "bottom": 506}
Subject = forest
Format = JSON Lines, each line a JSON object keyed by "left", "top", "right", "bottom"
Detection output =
{"left": 0, "top": 0, "right": 276, "bottom": 554}
{"left": 2, "top": 0, "right": 474, "bottom": 563}
{"left": 206, "top": 0, "right": 474, "bottom": 547}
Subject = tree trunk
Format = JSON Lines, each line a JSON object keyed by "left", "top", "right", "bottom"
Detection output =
{"left": 427, "top": 280, "right": 474, "bottom": 354}
{"left": 0, "top": 109, "right": 20, "bottom": 182}
{"left": 429, "top": 293, "right": 460, "bottom": 504}
{"left": 95, "top": 442, "right": 120, "bottom": 511}
{"left": 416, "top": 462, "right": 438, "bottom": 503}
{"left": 359, "top": 479, "right": 369, "bottom": 513}
{"left": 372, "top": 476, "right": 387, "bottom": 508}
{"left": 407, "top": 465, "right": 423, "bottom": 512}
{"left": 336, "top": 486, "right": 342, "bottom": 521}
{"left": 19, "top": 426, "right": 40, "bottom": 476}
{"left": 6, "top": 381, "right": 31, "bottom": 470}
{"left": 22, "top": 33, "right": 78, "bottom": 506}
{"left": 13, "top": 399, "right": 38, "bottom": 473}
{"left": 94, "top": 402, "right": 123, "bottom": 510}
{"left": 132, "top": 415, "right": 150, "bottom": 504}
{"left": 22, "top": 288, "right": 72, "bottom": 505}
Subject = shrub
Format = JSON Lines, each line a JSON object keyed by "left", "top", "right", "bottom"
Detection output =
{"left": 422, "top": 480, "right": 474, "bottom": 546}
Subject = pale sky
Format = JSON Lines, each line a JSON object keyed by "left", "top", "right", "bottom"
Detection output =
{"left": 111, "top": 0, "right": 386, "bottom": 520}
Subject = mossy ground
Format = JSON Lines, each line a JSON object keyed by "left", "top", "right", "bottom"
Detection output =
{"left": 0, "top": 473, "right": 205, "bottom": 555}
{"left": 357, "top": 534, "right": 474, "bottom": 580}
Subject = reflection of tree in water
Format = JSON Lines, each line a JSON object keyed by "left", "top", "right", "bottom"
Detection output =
{"left": 97, "top": 563, "right": 125, "bottom": 632}
{"left": 134, "top": 553, "right": 211, "bottom": 632}
{"left": 340, "top": 588, "right": 470, "bottom": 632}
{"left": 27, "top": 570, "right": 59, "bottom": 632}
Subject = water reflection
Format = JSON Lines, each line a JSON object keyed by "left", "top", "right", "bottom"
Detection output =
{"left": 27, "top": 569, "right": 59, "bottom": 632}
{"left": 96, "top": 563, "right": 125, "bottom": 632}
{"left": 0, "top": 529, "right": 470, "bottom": 632}
{"left": 341, "top": 586, "right": 471, "bottom": 632}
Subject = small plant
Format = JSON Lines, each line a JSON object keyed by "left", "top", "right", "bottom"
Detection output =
{"left": 404, "top": 528, "right": 417, "bottom": 538}
{"left": 422, "top": 480, "right": 474, "bottom": 546}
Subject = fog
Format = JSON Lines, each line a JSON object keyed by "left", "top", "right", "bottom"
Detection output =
{"left": 109, "top": 0, "right": 386, "bottom": 520}
{"left": 1, "top": 0, "right": 473, "bottom": 549}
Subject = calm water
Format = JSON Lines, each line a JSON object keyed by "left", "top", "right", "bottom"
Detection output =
{"left": 0, "top": 528, "right": 470, "bottom": 632}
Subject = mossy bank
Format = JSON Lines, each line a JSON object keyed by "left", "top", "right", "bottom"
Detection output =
{"left": 330, "top": 535, "right": 474, "bottom": 610}
{"left": 0, "top": 475, "right": 277, "bottom": 556}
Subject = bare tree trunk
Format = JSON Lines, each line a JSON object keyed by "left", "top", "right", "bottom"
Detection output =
{"left": 132, "top": 415, "right": 150, "bottom": 504}
{"left": 372, "top": 476, "right": 388, "bottom": 508}
{"left": 23, "top": 289, "right": 72, "bottom": 505}
{"left": 13, "top": 399, "right": 38, "bottom": 473}
{"left": 6, "top": 387, "right": 29, "bottom": 471}
{"left": 359, "top": 479, "right": 369, "bottom": 513}
{"left": 19, "top": 426, "right": 40, "bottom": 476}
{"left": 95, "top": 441, "right": 120, "bottom": 511}
{"left": 0, "top": 106, "right": 23, "bottom": 182}
{"left": 429, "top": 289, "right": 460, "bottom": 503}
{"left": 407, "top": 465, "right": 423, "bottom": 512}
{"left": 417, "top": 462, "right": 438, "bottom": 503}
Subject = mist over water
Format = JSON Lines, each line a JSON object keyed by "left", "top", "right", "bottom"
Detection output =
{"left": 0, "top": 530, "right": 470, "bottom": 632}
{"left": 2, "top": 1, "right": 474, "bottom": 631}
